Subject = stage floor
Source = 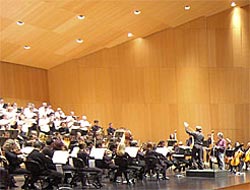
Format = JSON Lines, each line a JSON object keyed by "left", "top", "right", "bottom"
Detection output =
{"left": 15, "top": 170, "right": 250, "bottom": 190}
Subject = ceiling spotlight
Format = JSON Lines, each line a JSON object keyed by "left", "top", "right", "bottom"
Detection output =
{"left": 231, "top": 1, "right": 237, "bottom": 7}
{"left": 16, "top": 20, "right": 24, "bottom": 26}
{"left": 128, "top": 32, "right": 134, "bottom": 38}
{"left": 76, "top": 38, "right": 84, "bottom": 43}
{"left": 184, "top": 5, "right": 191, "bottom": 10}
{"left": 77, "top": 15, "right": 85, "bottom": 20}
{"left": 23, "top": 45, "right": 31, "bottom": 50}
{"left": 134, "top": 10, "right": 141, "bottom": 15}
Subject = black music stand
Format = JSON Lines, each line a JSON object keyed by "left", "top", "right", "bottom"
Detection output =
{"left": 9, "top": 130, "right": 19, "bottom": 139}
{"left": 70, "top": 129, "right": 79, "bottom": 136}
{"left": 0, "top": 137, "right": 6, "bottom": 147}
{"left": 225, "top": 149, "right": 234, "bottom": 157}
{"left": 114, "top": 131, "right": 124, "bottom": 139}
{"left": 202, "top": 140, "right": 209, "bottom": 148}
{"left": 0, "top": 130, "right": 4, "bottom": 137}
{"left": 167, "top": 139, "right": 177, "bottom": 147}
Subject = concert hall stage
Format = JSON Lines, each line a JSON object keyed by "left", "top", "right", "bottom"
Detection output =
{"left": 15, "top": 171, "right": 250, "bottom": 190}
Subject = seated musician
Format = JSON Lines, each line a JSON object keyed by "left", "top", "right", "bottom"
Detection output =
{"left": 229, "top": 141, "right": 244, "bottom": 174}
{"left": 27, "top": 141, "right": 63, "bottom": 189}
{"left": 58, "top": 121, "right": 70, "bottom": 135}
{"left": 2, "top": 139, "right": 30, "bottom": 188}
{"left": 91, "top": 120, "right": 102, "bottom": 137}
{"left": 42, "top": 138, "right": 55, "bottom": 159}
{"left": 144, "top": 142, "right": 170, "bottom": 180}
{"left": 77, "top": 143, "right": 103, "bottom": 187}
{"left": 79, "top": 115, "right": 90, "bottom": 135}
{"left": 172, "top": 141, "right": 190, "bottom": 172}
{"left": 113, "top": 143, "right": 138, "bottom": 184}
{"left": 107, "top": 122, "right": 116, "bottom": 136}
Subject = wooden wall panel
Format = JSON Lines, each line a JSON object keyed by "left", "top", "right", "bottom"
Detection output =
{"left": 176, "top": 68, "right": 210, "bottom": 104}
{"left": 48, "top": 6, "right": 250, "bottom": 144}
{"left": 0, "top": 61, "right": 48, "bottom": 107}
{"left": 209, "top": 68, "right": 249, "bottom": 104}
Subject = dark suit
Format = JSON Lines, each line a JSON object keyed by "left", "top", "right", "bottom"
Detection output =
{"left": 27, "top": 149, "right": 63, "bottom": 186}
{"left": 185, "top": 128, "right": 204, "bottom": 169}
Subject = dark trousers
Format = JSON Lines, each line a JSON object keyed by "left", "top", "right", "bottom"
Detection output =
{"left": 192, "top": 144, "right": 204, "bottom": 169}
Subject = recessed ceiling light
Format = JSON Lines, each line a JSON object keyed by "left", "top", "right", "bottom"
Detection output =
{"left": 231, "top": 1, "right": 237, "bottom": 7}
{"left": 134, "top": 10, "right": 141, "bottom": 15}
{"left": 16, "top": 20, "right": 24, "bottom": 26}
{"left": 184, "top": 5, "right": 191, "bottom": 10}
{"left": 76, "top": 38, "right": 84, "bottom": 43}
{"left": 128, "top": 32, "right": 134, "bottom": 38}
{"left": 23, "top": 45, "right": 31, "bottom": 50}
{"left": 77, "top": 15, "right": 85, "bottom": 20}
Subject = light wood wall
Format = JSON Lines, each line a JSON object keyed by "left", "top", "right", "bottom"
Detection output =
{"left": 0, "top": 61, "right": 49, "bottom": 107}
{"left": 48, "top": 6, "right": 250, "bottom": 144}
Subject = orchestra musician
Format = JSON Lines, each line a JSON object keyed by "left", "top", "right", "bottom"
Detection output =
{"left": 27, "top": 141, "right": 63, "bottom": 189}
{"left": 144, "top": 142, "right": 170, "bottom": 180}
{"left": 184, "top": 122, "right": 204, "bottom": 170}
{"left": 214, "top": 132, "right": 227, "bottom": 170}
{"left": 243, "top": 142, "right": 250, "bottom": 171}
{"left": 2, "top": 139, "right": 30, "bottom": 188}
{"left": 91, "top": 120, "right": 102, "bottom": 138}
{"left": 205, "top": 132, "right": 214, "bottom": 163}
{"left": 77, "top": 143, "right": 103, "bottom": 187}
{"left": 230, "top": 141, "right": 244, "bottom": 174}
{"left": 107, "top": 122, "right": 116, "bottom": 136}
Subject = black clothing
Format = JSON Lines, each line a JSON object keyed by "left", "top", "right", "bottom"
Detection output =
{"left": 27, "top": 149, "right": 63, "bottom": 186}
{"left": 144, "top": 150, "right": 169, "bottom": 178}
{"left": 185, "top": 128, "right": 204, "bottom": 169}
{"left": 42, "top": 145, "right": 54, "bottom": 158}
{"left": 4, "top": 150, "right": 24, "bottom": 173}
{"left": 107, "top": 127, "right": 115, "bottom": 136}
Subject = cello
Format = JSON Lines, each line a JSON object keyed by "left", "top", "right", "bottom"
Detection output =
{"left": 243, "top": 142, "right": 250, "bottom": 163}
{"left": 230, "top": 143, "right": 244, "bottom": 167}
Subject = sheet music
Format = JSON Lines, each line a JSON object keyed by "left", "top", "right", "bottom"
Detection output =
{"left": 89, "top": 147, "right": 106, "bottom": 160}
{"left": 21, "top": 146, "right": 34, "bottom": 155}
{"left": 52, "top": 150, "right": 69, "bottom": 164}
{"left": 70, "top": 147, "right": 79, "bottom": 158}
{"left": 156, "top": 147, "right": 169, "bottom": 156}
{"left": 125, "top": 147, "right": 139, "bottom": 158}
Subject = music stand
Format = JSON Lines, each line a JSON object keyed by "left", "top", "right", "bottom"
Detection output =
{"left": 225, "top": 149, "right": 234, "bottom": 157}
{"left": 114, "top": 131, "right": 124, "bottom": 138}
{"left": 89, "top": 147, "right": 106, "bottom": 160}
{"left": 156, "top": 147, "right": 169, "bottom": 157}
{"left": 125, "top": 147, "right": 139, "bottom": 158}
{"left": 0, "top": 137, "right": 6, "bottom": 147}
{"left": 73, "top": 122, "right": 80, "bottom": 127}
{"left": 70, "top": 147, "right": 80, "bottom": 158}
{"left": 70, "top": 129, "right": 79, "bottom": 136}
{"left": 202, "top": 140, "right": 209, "bottom": 148}
{"left": 52, "top": 150, "right": 69, "bottom": 164}
{"left": 0, "top": 130, "right": 4, "bottom": 137}
{"left": 167, "top": 139, "right": 177, "bottom": 147}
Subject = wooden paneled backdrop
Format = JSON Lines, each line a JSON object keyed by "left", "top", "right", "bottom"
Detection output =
{"left": 1, "top": 6, "right": 249, "bottom": 144}
{"left": 48, "top": 5, "right": 250, "bottom": 144}
{"left": 0, "top": 61, "right": 49, "bottom": 106}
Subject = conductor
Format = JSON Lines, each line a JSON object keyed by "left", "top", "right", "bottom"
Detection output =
{"left": 184, "top": 122, "right": 204, "bottom": 170}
